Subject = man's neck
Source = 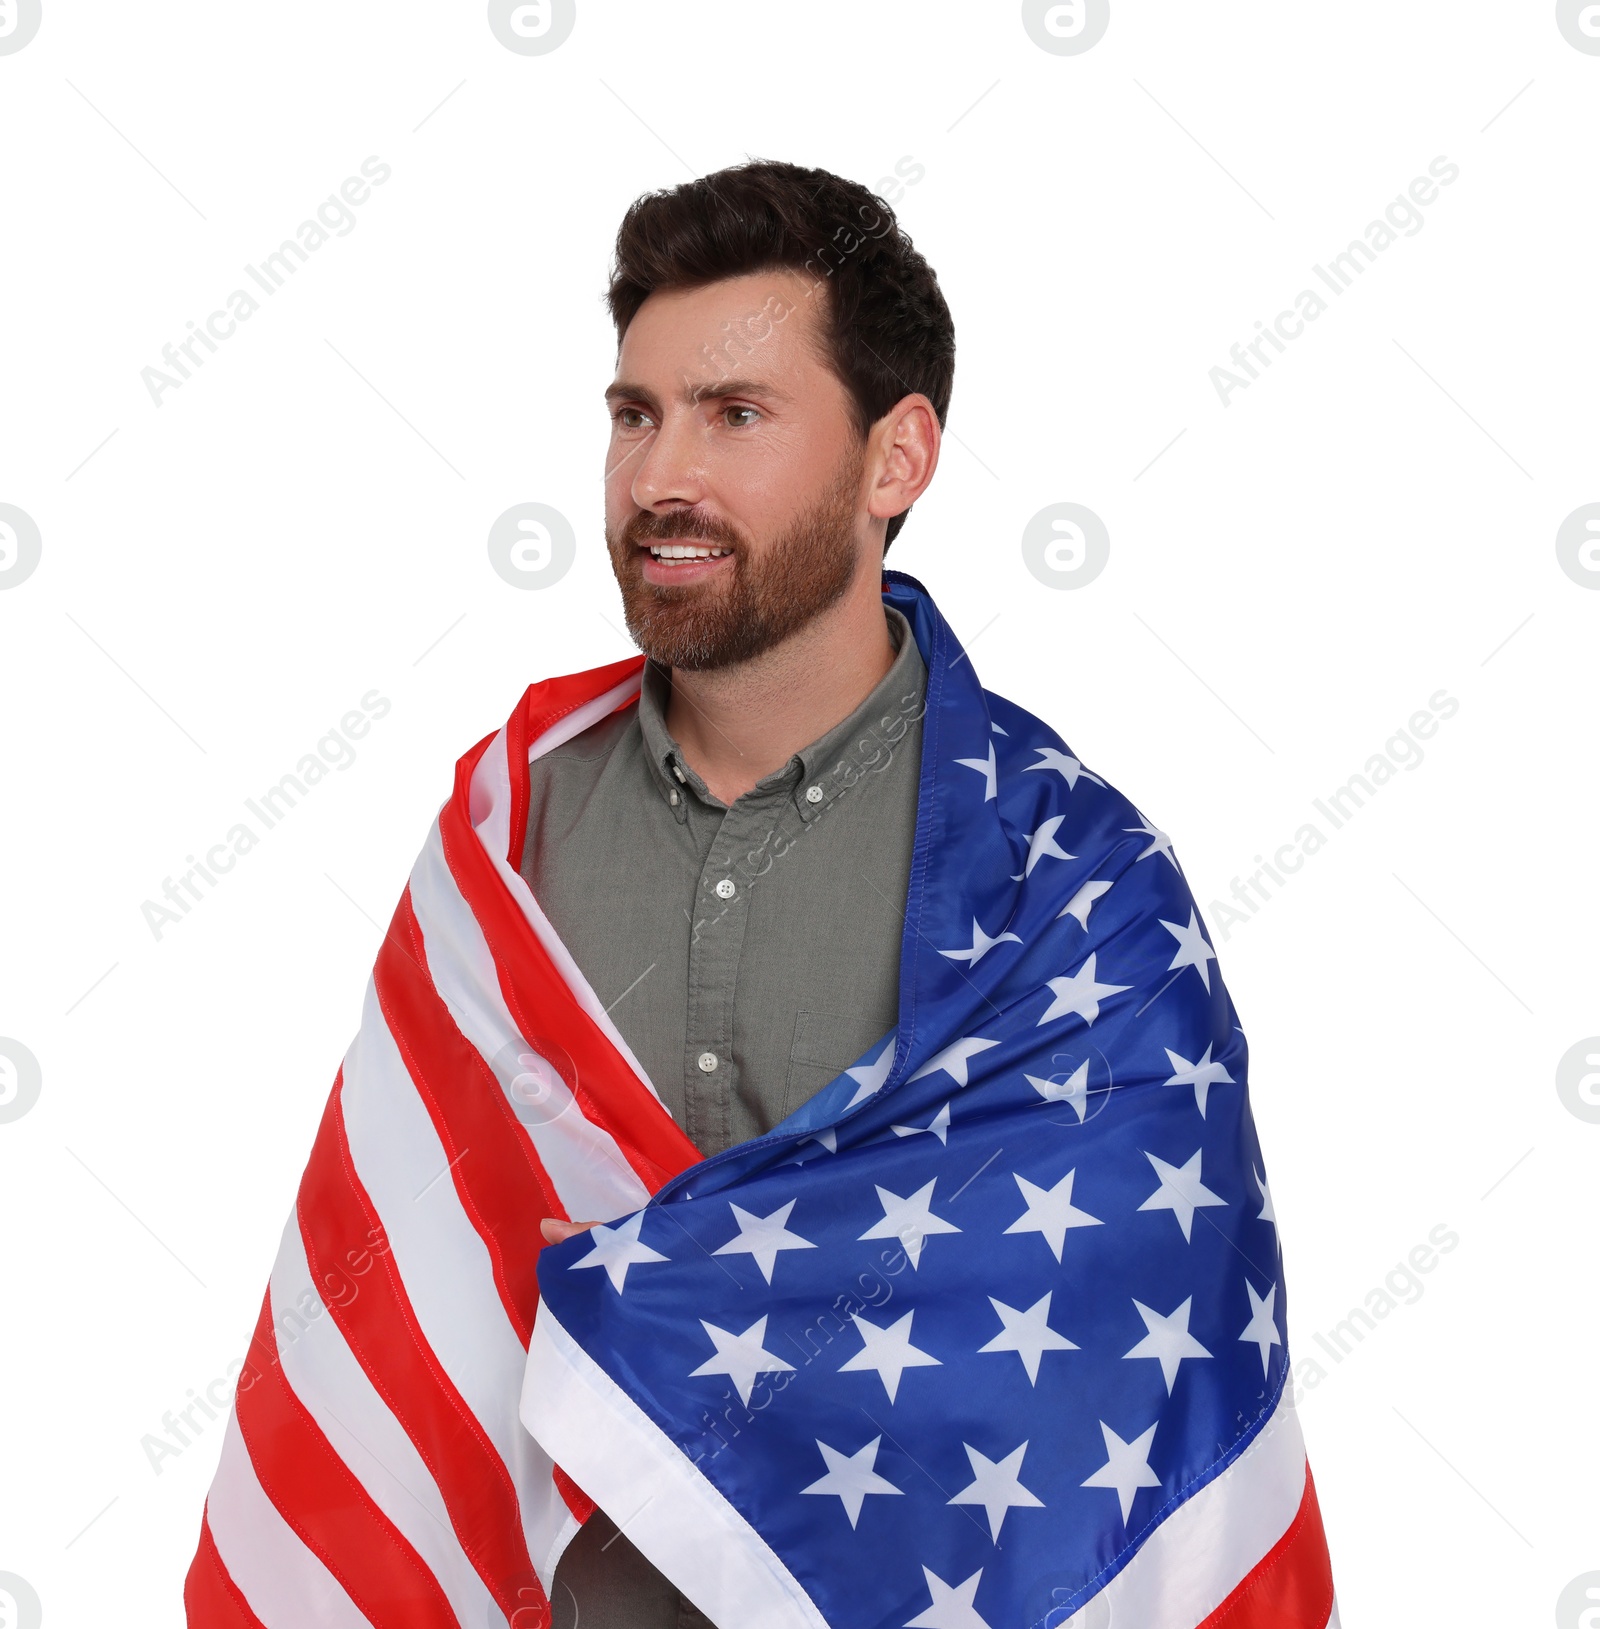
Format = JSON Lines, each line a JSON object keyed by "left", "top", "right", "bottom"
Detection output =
{"left": 664, "top": 584, "right": 896, "bottom": 805}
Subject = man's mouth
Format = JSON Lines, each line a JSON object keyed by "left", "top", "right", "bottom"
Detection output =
{"left": 642, "top": 542, "right": 733, "bottom": 561}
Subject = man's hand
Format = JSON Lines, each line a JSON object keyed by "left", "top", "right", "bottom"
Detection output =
{"left": 539, "top": 1217, "right": 600, "bottom": 1245}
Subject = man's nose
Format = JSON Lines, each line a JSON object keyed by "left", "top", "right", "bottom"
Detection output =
{"left": 628, "top": 410, "right": 706, "bottom": 511}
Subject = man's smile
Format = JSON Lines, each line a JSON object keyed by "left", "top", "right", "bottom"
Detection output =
{"left": 644, "top": 541, "right": 733, "bottom": 559}
{"left": 638, "top": 539, "right": 736, "bottom": 585}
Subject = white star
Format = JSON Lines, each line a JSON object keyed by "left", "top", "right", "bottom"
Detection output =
{"left": 800, "top": 1435, "right": 903, "bottom": 1528}
{"left": 1253, "top": 1164, "right": 1277, "bottom": 1230}
{"left": 1025, "top": 1060, "right": 1090, "bottom": 1122}
{"left": 711, "top": 1200, "right": 815, "bottom": 1284}
{"left": 947, "top": 1441, "right": 1044, "bottom": 1542}
{"left": 1238, "top": 1280, "right": 1282, "bottom": 1377}
{"left": 688, "top": 1315, "right": 795, "bottom": 1406}
{"left": 1124, "top": 818, "right": 1178, "bottom": 868}
{"left": 892, "top": 1102, "right": 952, "bottom": 1144}
{"left": 1012, "top": 816, "right": 1075, "bottom": 880}
{"left": 955, "top": 742, "right": 997, "bottom": 801}
{"left": 1059, "top": 878, "right": 1112, "bottom": 929}
{"left": 1081, "top": 1420, "right": 1161, "bottom": 1523}
{"left": 1024, "top": 747, "right": 1105, "bottom": 790}
{"left": 1137, "top": 1149, "right": 1227, "bottom": 1242}
{"left": 909, "top": 1035, "right": 1000, "bottom": 1087}
{"left": 568, "top": 1211, "right": 668, "bottom": 1293}
{"left": 1122, "top": 1296, "right": 1212, "bottom": 1394}
{"left": 1162, "top": 1043, "right": 1234, "bottom": 1117}
{"left": 1004, "top": 1169, "right": 1102, "bottom": 1261}
{"left": 905, "top": 1567, "right": 991, "bottom": 1629}
{"left": 990, "top": 721, "right": 1008, "bottom": 736}
{"left": 1035, "top": 954, "right": 1130, "bottom": 1027}
{"left": 843, "top": 1035, "right": 897, "bottom": 1108}
{"left": 1160, "top": 909, "right": 1217, "bottom": 992}
{"left": 781, "top": 1128, "right": 838, "bottom": 1167}
{"left": 940, "top": 917, "right": 1023, "bottom": 966}
{"left": 839, "top": 1309, "right": 942, "bottom": 1402}
{"left": 858, "top": 1180, "right": 962, "bottom": 1268}
{"left": 978, "top": 1292, "right": 1079, "bottom": 1384}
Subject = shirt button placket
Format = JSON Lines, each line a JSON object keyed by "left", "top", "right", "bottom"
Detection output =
{"left": 684, "top": 810, "right": 750, "bottom": 1155}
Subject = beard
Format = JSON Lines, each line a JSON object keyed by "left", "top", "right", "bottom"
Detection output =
{"left": 606, "top": 445, "right": 866, "bottom": 671}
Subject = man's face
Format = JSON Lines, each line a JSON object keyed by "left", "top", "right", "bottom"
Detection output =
{"left": 603, "top": 271, "right": 871, "bottom": 671}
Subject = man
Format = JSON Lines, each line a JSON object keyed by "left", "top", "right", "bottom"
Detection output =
{"left": 187, "top": 162, "right": 1336, "bottom": 1629}
{"left": 525, "top": 164, "right": 945, "bottom": 1625}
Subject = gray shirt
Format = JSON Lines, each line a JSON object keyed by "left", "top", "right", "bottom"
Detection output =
{"left": 520, "top": 606, "right": 926, "bottom": 1627}
{"left": 519, "top": 605, "right": 926, "bottom": 1155}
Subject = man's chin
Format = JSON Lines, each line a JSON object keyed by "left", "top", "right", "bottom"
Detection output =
{"left": 616, "top": 583, "right": 746, "bottom": 671}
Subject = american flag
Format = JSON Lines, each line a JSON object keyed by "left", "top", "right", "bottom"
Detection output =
{"left": 187, "top": 573, "right": 1338, "bottom": 1628}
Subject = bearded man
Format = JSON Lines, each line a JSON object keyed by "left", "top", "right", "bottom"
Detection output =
{"left": 186, "top": 161, "right": 1337, "bottom": 1629}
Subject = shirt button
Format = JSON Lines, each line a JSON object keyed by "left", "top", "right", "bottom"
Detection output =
{"left": 713, "top": 877, "right": 736, "bottom": 900}
{"left": 805, "top": 784, "right": 824, "bottom": 804}
{"left": 696, "top": 1051, "right": 719, "bottom": 1074}
{"left": 669, "top": 789, "right": 680, "bottom": 806}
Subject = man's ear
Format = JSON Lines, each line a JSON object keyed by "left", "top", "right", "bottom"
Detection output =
{"left": 867, "top": 394, "right": 940, "bottom": 537}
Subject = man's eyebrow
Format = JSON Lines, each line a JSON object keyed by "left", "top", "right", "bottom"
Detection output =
{"left": 604, "top": 377, "right": 790, "bottom": 408}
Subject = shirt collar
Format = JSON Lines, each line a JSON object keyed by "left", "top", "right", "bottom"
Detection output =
{"left": 637, "top": 604, "right": 927, "bottom": 823}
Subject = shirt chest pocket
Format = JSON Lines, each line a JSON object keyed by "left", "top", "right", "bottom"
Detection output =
{"left": 782, "top": 1009, "right": 895, "bottom": 1120}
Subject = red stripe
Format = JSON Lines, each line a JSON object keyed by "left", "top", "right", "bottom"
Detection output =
{"left": 501, "top": 662, "right": 645, "bottom": 874}
{"left": 293, "top": 1071, "right": 547, "bottom": 1622}
{"left": 374, "top": 885, "right": 564, "bottom": 1344}
{"left": 234, "top": 1286, "right": 460, "bottom": 1629}
{"left": 551, "top": 1463, "right": 597, "bottom": 1527}
{"left": 439, "top": 680, "right": 702, "bottom": 1193}
{"left": 1198, "top": 1463, "right": 1336, "bottom": 1629}
{"left": 182, "top": 657, "right": 715, "bottom": 1619}
{"left": 184, "top": 1511, "right": 269, "bottom": 1628}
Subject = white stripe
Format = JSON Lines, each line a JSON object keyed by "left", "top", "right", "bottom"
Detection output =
{"left": 266, "top": 1212, "right": 508, "bottom": 1626}
{"left": 1083, "top": 1384, "right": 1312, "bottom": 1627}
{"left": 522, "top": 1303, "right": 829, "bottom": 1629}
{"left": 204, "top": 1409, "right": 372, "bottom": 1629}
{"left": 468, "top": 680, "right": 664, "bottom": 1103}
{"left": 407, "top": 819, "right": 653, "bottom": 1221}
{"left": 339, "top": 977, "right": 574, "bottom": 1580}
{"left": 528, "top": 672, "right": 645, "bottom": 761}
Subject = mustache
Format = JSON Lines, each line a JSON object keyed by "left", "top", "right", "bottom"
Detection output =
{"left": 623, "top": 510, "right": 743, "bottom": 549}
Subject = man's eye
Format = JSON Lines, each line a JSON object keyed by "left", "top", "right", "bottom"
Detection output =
{"left": 724, "top": 406, "right": 759, "bottom": 428}
{"left": 615, "top": 408, "right": 651, "bottom": 429}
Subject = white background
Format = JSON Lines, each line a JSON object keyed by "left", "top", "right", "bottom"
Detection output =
{"left": 1, "top": 2, "right": 1597, "bottom": 1624}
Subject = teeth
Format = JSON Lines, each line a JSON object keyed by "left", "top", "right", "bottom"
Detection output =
{"left": 649, "top": 544, "right": 731, "bottom": 559}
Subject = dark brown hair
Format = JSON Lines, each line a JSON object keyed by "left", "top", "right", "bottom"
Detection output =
{"left": 605, "top": 158, "right": 955, "bottom": 552}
